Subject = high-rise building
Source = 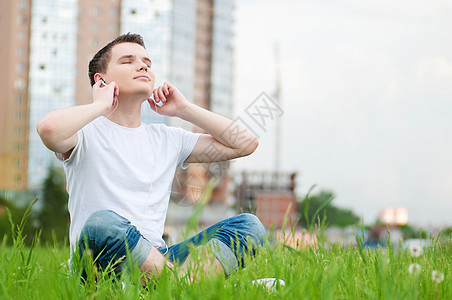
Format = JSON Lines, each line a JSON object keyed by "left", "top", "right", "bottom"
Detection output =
{"left": 0, "top": 0, "right": 32, "bottom": 190}
{"left": 75, "top": 0, "right": 122, "bottom": 106}
{"left": 0, "top": 0, "right": 235, "bottom": 203}
{"left": 27, "top": 0, "right": 79, "bottom": 189}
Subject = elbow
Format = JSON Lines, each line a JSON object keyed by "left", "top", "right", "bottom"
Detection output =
{"left": 36, "top": 117, "right": 53, "bottom": 139}
{"left": 36, "top": 116, "right": 58, "bottom": 146}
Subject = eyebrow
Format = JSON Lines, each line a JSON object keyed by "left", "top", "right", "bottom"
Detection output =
{"left": 118, "top": 55, "right": 152, "bottom": 66}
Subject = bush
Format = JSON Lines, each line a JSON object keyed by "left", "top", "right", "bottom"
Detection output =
{"left": 297, "top": 188, "right": 359, "bottom": 229}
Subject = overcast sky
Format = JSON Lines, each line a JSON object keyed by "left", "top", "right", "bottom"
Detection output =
{"left": 232, "top": 0, "right": 452, "bottom": 227}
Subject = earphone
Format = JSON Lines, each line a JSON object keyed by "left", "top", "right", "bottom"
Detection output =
{"left": 99, "top": 78, "right": 119, "bottom": 118}
{"left": 150, "top": 94, "right": 164, "bottom": 107}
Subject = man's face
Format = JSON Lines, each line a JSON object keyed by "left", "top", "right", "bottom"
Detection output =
{"left": 103, "top": 42, "right": 155, "bottom": 100}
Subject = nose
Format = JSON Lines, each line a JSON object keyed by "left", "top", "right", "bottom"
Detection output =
{"left": 137, "top": 60, "right": 148, "bottom": 72}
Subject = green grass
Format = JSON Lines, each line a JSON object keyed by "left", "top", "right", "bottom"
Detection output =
{"left": 1, "top": 231, "right": 451, "bottom": 299}
{"left": 1, "top": 198, "right": 451, "bottom": 299}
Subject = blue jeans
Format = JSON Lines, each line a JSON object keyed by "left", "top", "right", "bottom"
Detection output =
{"left": 78, "top": 210, "right": 266, "bottom": 278}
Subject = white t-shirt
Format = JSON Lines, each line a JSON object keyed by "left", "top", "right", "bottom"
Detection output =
{"left": 58, "top": 116, "right": 201, "bottom": 252}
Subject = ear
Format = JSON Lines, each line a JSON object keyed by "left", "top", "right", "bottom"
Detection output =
{"left": 93, "top": 73, "right": 104, "bottom": 84}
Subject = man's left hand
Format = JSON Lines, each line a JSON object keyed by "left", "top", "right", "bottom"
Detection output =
{"left": 148, "top": 82, "right": 190, "bottom": 117}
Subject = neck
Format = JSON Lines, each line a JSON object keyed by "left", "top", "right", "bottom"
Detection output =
{"left": 105, "top": 94, "right": 144, "bottom": 128}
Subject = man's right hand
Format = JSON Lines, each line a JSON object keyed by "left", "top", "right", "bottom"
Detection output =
{"left": 92, "top": 80, "right": 119, "bottom": 114}
{"left": 37, "top": 81, "right": 118, "bottom": 156}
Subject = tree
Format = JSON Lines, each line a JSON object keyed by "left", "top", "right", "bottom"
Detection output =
{"left": 297, "top": 189, "right": 359, "bottom": 228}
{"left": 0, "top": 194, "right": 37, "bottom": 245}
{"left": 37, "top": 165, "right": 69, "bottom": 244}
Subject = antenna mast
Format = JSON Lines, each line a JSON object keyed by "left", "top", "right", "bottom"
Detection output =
{"left": 274, "top": 42, "right": 281, "bottom": 174}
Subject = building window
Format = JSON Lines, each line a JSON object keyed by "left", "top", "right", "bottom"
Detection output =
{"left": 90, "top": 23, "right": 99, "bottom": 31}
{"left": 15, "top": 127, "right": 23, "bottom": 136}
{"left": 15, "top": 159, "right": 22, "bottom": 168}
{"left": 90, "top": 38, "right": 99, "bottom": 47}
{"left": 14, "top": 79, "right": 26, "bottom": 90}
{"left": 17, "top": 32, "right": 26, "bottom": 41}
{"left": 17, "top": 16, "right": 26, "bottom": 25}
{"left": 14, "top": 143, "right": 22, "bottom": 152}
{"left": 16, "top": 47, "right": 25, "bottom": 56}
{"left": 18, "top": 0, "right": 27, "bottom": 11}
{"left": 91, "top": 7, "right": 101, "bottom": 15}
{"left": 15, "top": 111, "right": 23, "bottom": 120}
{"left": 110, "top": 8, "right": 118, "bottom": 17}
{"left": 110, "top": 24, "right": 118, "bottom": 33}
{"left": 15, "top": 175, "right": 22, "bottom": 185}
{"left": 15, "top": 95, "right": 23, "bottom": 103}
{"left": 16, "top": 63, "right": 25, "bottom": 73}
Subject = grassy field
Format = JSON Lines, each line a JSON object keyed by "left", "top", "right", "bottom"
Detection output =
{"left": 1, "top": 221, "right": 451, "bottom": 299}
{"left": 1, "top": 200, "right": 451, "bottom": 299}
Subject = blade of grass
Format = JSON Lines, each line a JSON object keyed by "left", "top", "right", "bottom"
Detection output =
{"left": 309, "top": 194, "right": 335, "bottom": 234}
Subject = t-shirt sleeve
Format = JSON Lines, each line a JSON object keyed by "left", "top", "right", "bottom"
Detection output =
{"left": 54, "top": 128, "right": 85, "bottom": 166}
{"left": 171, "top": 127, "right": 201, "bottom": 169}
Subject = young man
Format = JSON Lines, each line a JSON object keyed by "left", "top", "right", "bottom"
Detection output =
{"left": 37, "top": 33, "right": 266, "bottom": 282}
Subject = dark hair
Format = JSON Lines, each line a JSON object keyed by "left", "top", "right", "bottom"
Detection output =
{"left": 88, "top": 33, "right": 146, "bottom": 86}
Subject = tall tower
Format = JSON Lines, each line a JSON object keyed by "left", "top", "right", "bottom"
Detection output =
{"left": 26, "top": 0, "right": 79, "bottom": 189}
{"left": 210, "top": 0, "right": 234, "bottom": 119}
{"left": 75, "top": 0, "right": 121, "bottom": 105}
{"left": 0, "top": 0, "right": 32, "bottom": 190}
{"left": 273, "top": 42, "right": 281, "bottom": 174}
{"left": 183, "top": 0, "right": 235, "bottom": 204}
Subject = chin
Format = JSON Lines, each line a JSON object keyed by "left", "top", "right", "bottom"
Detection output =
{"left": 140, "top": 91, "right": 153, "bottom": 102}
{"left": 134, "top": 87, "right": 153, "bottom": 99}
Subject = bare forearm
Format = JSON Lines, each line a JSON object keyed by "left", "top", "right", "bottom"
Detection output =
{"left": 151, "top": 82, "right": 258, "bottom": 162}
{"left": 178, "top": 103, "right": 258, "bottom": 150}
{"left": 37, "top": 102, "right": 107, "bottom": 152}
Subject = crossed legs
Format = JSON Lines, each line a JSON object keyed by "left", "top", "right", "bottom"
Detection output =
{"left": 78, "top": 210, "right": 266, "bottom": 283}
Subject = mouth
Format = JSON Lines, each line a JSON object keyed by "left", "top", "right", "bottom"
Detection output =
{"left": 134, "top": 75, "right": 150, "bottom": 81}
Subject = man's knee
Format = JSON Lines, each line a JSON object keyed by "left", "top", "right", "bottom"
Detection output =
{"left": 79, "top": 210, "right": 136, "bottom": 253}
{"left": 81, "top": 210, "right": 122, "bottom": 240}
{"left": 237, "top": 213, "right": 267, "bottom": 246}
{"left": 78, "top": 210, "right": 142, "bottom": 269}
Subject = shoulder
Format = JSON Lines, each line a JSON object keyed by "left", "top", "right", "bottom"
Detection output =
{"left": 145, "top": 123, "right": 190, "bottom": 137}
{"left": 80, "top": 117, "right": 104, "bottom": 134}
